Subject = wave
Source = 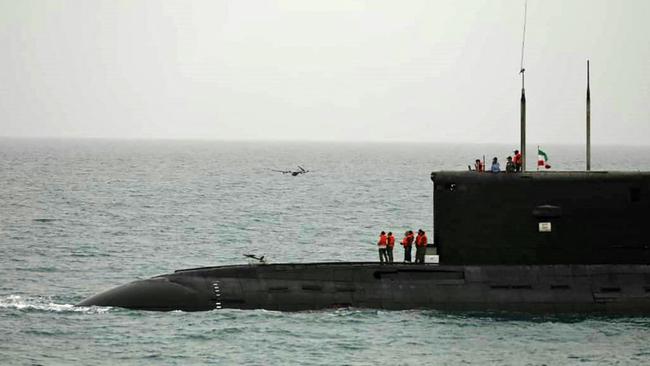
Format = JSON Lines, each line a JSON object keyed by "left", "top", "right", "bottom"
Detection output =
{"left": 0, "top": 295, "right": 111, "bottom": 314}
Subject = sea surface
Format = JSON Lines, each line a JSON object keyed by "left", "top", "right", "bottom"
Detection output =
{"left": 2, "top": 138, "right": 650, "bottom": 365}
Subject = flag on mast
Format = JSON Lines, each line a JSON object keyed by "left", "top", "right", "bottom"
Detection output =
{"left": 537, "top": 147, "right": 551, "bottom": 169}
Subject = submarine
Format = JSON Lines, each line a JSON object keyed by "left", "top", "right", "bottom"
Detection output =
{"left": 78, "top": 170, "right": 650, "bottom": 314}
{"left": 79, "top": 23, "right": 650, "bottom": 314}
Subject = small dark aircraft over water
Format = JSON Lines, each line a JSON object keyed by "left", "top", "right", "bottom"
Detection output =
{"left": 271, "top": 165, "right": 310, "bottom": 176}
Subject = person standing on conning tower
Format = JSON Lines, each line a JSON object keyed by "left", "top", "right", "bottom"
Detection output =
{"left": 474, "top": 159, "right": 484, "bottom": 172}
{"left": 377, "top": 231, "right": 388, "bottom": 264}
{"left": 506, "top": 156, "right": 516, "bottom": 173}
{"left": 490, "top": 157, "right": 501, "bottom": 173}
{"left": 513, "top": 150, "right": 522, "bottom": 172}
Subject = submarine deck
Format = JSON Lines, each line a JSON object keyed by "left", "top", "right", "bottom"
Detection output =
{"left": 173, "top": 261, "right": 439, "bottom": 273}
{"left": 80, "top": 262, "right": 650, "bottom": 313}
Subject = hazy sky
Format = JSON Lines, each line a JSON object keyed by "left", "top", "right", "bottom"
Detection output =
{"left": 1, "top": 0, "right": 648, "bottom": 144}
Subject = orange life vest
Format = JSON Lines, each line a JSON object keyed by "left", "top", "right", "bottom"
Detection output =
{"left": 416, "top": 234, "right": 428, "bottom": 247}
{"left": 402, "top": 234, "right": 414, "bottom": 247}
{"left": 377, "top": 234, "right": 387, "bottom": 246}
{"left": 387, "top": 235, "right": 395, "bottom": 248}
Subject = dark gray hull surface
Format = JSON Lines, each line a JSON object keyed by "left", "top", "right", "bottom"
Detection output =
{"left": 78, "top": 263, "right": 650, "bottom": 314}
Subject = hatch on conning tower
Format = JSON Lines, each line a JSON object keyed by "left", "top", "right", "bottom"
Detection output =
{"left": 430, "top": 171, "right": 650, "bottom": 266}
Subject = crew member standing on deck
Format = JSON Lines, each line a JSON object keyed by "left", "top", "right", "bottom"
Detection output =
{"left": 401, "top": 230, "right": 414, "bottom": 263}
{"left": 513, "top": 150, "right": 522, "bottom": 172}
{"left": 377, "top": 231, "right": 388, "bottom": 264}
{"left": 414, "top": 229, "right": 428, "bottom": 264}
{"left": 506, "top": 156, "right": 516, "bottom": 173}
{"left": 474, "top": 159, "right": 484, "bottom": 172}
{"left": 386, "top": 232, "right": 395, "bottom": 263}
{"left": 414, "top": 230, "right": 420, "bottom": 263}
{"left": 490, "top": 157, "right": 501, "bottom": 173}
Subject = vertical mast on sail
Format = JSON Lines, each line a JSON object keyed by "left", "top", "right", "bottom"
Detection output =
{"left": 519, "top": 0, "right": 528, "bottom": 171}
{"left": 586, "top": 60, "right": 591, "bottom": 171}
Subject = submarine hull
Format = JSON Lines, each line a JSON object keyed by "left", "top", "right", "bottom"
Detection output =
{"left": 78, "top": 262, "right": 650, "bottom": 314}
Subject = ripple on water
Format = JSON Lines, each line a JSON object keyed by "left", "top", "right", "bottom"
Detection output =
{"left": 0, "top": 295, "right": 111, "bottom": 314}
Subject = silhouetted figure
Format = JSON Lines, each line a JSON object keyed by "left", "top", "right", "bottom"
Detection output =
{"left": 377, "top": 231, "right": 388, "bottom": 264}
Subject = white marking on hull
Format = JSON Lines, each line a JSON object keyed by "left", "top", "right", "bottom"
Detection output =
{"left": 212, "top": 281, "right": 222, "bottom": 310}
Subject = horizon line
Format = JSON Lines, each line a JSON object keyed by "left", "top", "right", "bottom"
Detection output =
{"left": 0, "top": 135, "right": 649, "bottom": 148}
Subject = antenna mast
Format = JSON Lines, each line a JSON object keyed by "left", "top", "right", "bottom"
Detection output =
{"left": 519, "top": 0, "right": 528, "bottom": 171}
{"left": 586, "top": 60, "right": 591, "bottom": 171}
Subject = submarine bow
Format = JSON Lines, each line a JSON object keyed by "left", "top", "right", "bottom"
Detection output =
{"left": 78, "top": 275, "right": 215, "bottom": 311}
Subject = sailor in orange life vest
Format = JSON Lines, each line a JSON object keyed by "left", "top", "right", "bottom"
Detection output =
{"left": 414, "top": 229, "right": 428, "bottom": 264}
{"left": 513, "top": 150, "right": 522, "bottom": 172}
{"left": 377, "top": 231, "right": 389, "bottom": 264}
{"left": 386, "top": 232, "right": 395, "bottom": 263}
{"left": 401, "top": 230, "right": 414, "bottom": 263}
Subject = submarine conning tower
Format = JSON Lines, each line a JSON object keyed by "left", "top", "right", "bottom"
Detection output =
{"left": 431, "top": 171, "right": 650, "bottom": 265}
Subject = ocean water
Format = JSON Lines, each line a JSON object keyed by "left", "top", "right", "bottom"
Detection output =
{"left": 2, "top": 138, "right": 650, "bottom": 365}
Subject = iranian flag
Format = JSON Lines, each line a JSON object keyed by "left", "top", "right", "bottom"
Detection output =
{"left": 537, "top": 147, "right": 551, "bottom": 169}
